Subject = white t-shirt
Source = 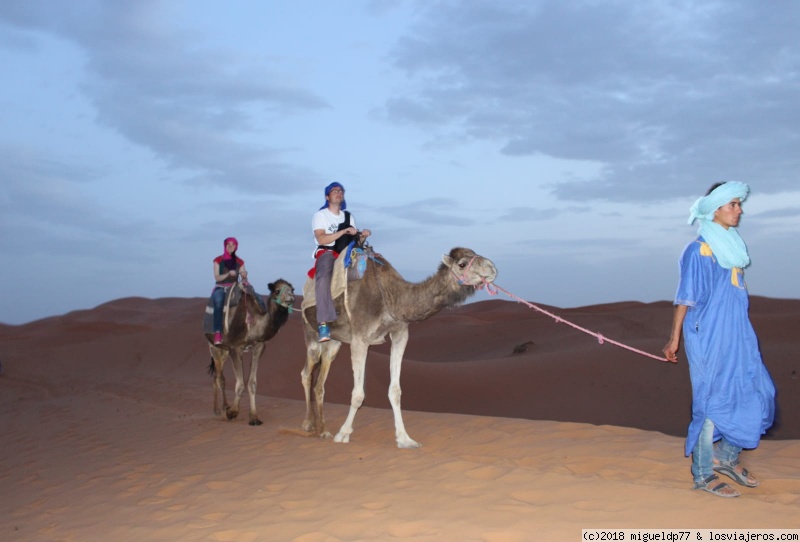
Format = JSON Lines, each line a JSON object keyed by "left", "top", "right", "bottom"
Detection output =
{"left": 311, "top": 208, "right": 357, "bottom": 251}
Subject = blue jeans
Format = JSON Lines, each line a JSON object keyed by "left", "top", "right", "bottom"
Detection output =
{"left": 692, "top": 418, "right": 742, "bottom": 482}
{"left": 211, "top": 287, "right": 226, "bottom": 333}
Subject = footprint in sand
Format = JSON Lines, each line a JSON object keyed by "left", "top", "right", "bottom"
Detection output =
{"left": 118, "top": 482, "right": 147, "bottom": 498}
{"left": 16, "top": 498, "right": 47, "bottom": 513}
{"left": 278, "top": 499, "right": 318, "bottom": 520}
{"left": 138, "top": 496, "right": 170, "bottom": 505}
{"left": 279, "top": 499, "right": 316, "bottom": 510}
{"left": 186, "top": 427, "right": 225, "bottom": 446}
{"left": 482, "top": 531, "right": 532, "bottom": 542}
{"left": 387, "top": 520, "right": 438, "bottom": 538}
{"left": 187, "top": 519, "right": 220, "bottom": 529}
{"left": 464, "top": 464, "right": 509, "bottom": 481}
{"left": 202, "top": 512, "right": 230, "bottom": 521}
{"left": 210, "top": 530, "right": 259, "bottom": 542}
{"left": 759, "top": 479, "right": 800, "bottom": 505}
{"left": 37, "top": 524, "right": 58, "bottom": 536}
{"left": 156, "top": 481, "right": 187, "bottom": 498}
{"left": 291, "top": 531, "right": 340, "bottom": 542}
{"left": 204, "top": 480, "right": 241, "bottom": 491}
{"left": 264, "top": 483, "right": 288, "bottom": 492}
{"left": 360, "top": 501, "right": 390, "bottom": 511}
{"left": 509, "top": 489, "right": 560, "bottom": 506}
{"left": 573, "top": 499, "right": 628, "bottom": 512}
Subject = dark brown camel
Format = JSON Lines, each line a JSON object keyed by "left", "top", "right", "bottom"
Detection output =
{"left": 207, "top": 279, "right": 295, "bottom": 425}
{"left": 301, "top": 246, "right": 497, "bottom": 448}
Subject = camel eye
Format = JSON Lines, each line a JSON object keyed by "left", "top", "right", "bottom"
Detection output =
{"left": 458, "top": 261, "right": 467, "bottom": 269}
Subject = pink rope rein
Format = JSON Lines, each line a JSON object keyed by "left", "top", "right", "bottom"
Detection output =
{"left": 479, "top": 280, "right": 673, "bottom": 363}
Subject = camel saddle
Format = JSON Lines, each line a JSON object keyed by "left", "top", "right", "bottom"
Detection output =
{"left": 203, "top": 282, "right": 267, "bottom": 334}
{"left": 301, "top": 243, "right": 371, "bottom": 325}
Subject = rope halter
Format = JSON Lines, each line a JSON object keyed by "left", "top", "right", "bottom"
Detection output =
{"left": 272, "top": 284, "right": 296, "bottom": 313}
{"left": 450, "top": 255, "right": 490, "bottom": 290}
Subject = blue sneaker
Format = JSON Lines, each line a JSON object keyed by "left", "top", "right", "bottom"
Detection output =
{"left": 318, "top": 324, "right": 331, "bottom": 343}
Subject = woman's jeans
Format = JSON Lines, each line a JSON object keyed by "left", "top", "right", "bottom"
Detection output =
{"left": 212, "top": 287, "right": 226, "bottom": 333}
{"left": 692, "top": 418, "right": 742, "bottom": 482}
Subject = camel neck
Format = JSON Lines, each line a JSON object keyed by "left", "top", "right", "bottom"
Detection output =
{"left": 384, "top": 274, "right": 470, "bottom": 322}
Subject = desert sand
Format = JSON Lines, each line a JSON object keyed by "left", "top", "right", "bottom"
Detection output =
{"left": 2, "top": 293, "right": 799, "bottom": 541}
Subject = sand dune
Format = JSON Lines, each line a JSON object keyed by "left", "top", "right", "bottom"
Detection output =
{"left": 2, "top": 295, "right": 799, "bottom": 540}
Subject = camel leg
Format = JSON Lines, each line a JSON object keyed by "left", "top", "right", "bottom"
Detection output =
{"left": 301, "top": 339, "right": 340, "bottom": 438}
{"left": 334, "top": 339, "right": 368, "bottom": 444}
{"left": 387, "top": 328, "right": 420, "bottom": 448}
{"left": 226, "top": 348, "right": 246, "bottom": 421}
{"left": 314, "top": 342, "right": 340, "bottom": 438}
{"left": 301, "top": 338, "right": 321, "bottom": 433}
{"left": 246, "top": 342, "right": 265, "bottom": 426}
{"left": 209, "top": 345, "right": 229, "bottom": 418}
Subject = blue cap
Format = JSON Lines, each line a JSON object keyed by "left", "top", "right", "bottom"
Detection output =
{"left": 320, "top": 182, "right": 346, "bottom": 210}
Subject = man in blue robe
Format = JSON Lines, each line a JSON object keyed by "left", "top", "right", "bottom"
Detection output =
{"left": 664, "top": 182, "right": 775, "bottom": 498}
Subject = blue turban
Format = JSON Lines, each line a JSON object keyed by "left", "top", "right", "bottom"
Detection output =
{"left": 688, "top": 182, "right": 749, "bottom": 225}
{"left": 320, "top": 182, "right": 346, "bottom": 210}
{"left": 688, "top": 182, "right": 750, "bottom": 269}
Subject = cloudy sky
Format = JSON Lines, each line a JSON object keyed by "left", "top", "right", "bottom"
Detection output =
{"left": 2, "top": 0, "right": 799, "bottom": 325}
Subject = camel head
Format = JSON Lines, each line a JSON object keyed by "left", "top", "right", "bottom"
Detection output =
{"left": 440, "top": 247, "right": 497, "bottom": 289}
{"left": 268, "top": 279, "right": 295, "bottom": 311}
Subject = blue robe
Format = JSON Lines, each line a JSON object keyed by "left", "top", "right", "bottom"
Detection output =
{"left": 675, "top": 237, "right": 775, "bottom": 455}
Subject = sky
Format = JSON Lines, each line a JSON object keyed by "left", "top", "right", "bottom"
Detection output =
{"left": 1, "top": 0, "right": 799, "bottom": 325}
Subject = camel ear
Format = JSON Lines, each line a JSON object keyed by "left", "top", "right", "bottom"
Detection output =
{"left": 268, "top": 282, "right": 276, "bottom": 292}
{"left": 441, "top": 254, "right": 454, "bottom": 267}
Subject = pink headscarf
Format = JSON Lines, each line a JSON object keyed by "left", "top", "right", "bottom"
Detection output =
{"left": 223, "top": 237, "right": 238, "bottom": 260}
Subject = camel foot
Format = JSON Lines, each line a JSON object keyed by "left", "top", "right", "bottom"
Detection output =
{"left": 301, "top": 420, "right": 314, "bottom": 433}
{"left": 225, "top": 409, "right": 239, "bottom": 421}
{"left": 397, "top": 437, "right": 422, "bottom": 449}
{"left": 249, "top": 418, "right": 263, "bottom": 426}
{"left": 320, "top": 431, "right": 333, "bottom": 439}
{"left": 333, "top": 432, "right": 351, "bottom": 443}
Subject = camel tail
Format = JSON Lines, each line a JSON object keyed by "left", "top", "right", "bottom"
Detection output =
{"left": 207, "top": 358, "right": 216, "bottom": 377}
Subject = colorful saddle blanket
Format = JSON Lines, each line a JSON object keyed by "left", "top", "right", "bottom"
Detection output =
{"left": 202, "top": 283, "right": 267, "bottom": 334}
{"left": 301, "top": 243, "right": 371, "bottom": 324}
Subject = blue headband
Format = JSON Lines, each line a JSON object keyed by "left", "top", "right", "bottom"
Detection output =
{"left": 688, "top": 182, "right": 749, "bottom": 225}
{"left": 320, "top": 182, "right": 346, "bottom": 210}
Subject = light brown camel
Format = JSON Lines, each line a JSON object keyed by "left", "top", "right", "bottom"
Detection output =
{"left": 301, "top": 246, "right": 497, "bottom": 448}
{"left": 207, "top": 279, "right": 295, "bottom": 426}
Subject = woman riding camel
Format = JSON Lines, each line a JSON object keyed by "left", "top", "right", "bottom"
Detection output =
{"left": 211, "top": 237, "right": 248, "bottom": 345}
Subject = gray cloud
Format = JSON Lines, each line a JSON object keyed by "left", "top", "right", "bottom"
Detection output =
{"left": 498, "top": 205, "right": 590, "bottom": 222}
{"left": 0, "top": 1, "right": 329, "bottom": 195}
{"left": 748, "top": 206, "right": 800, "bottom": 220}
{"left": 512, "top": 235, "right": 638, "bottom": 252}
{"left": 0, "top": 143, "right": 170, "bottom": 263}
{"left": 376, "top": 197, "right": 472, "bottom": 226}
{"left": 382, "top": 0, "right": 800, "bottom": 202}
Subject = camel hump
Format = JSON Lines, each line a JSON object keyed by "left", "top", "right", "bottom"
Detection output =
{"left": 301, "top": 248, "right": 351, "bottom": 315}
{"left": 301, "top": 243, "right": 376, "bottom": 322}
